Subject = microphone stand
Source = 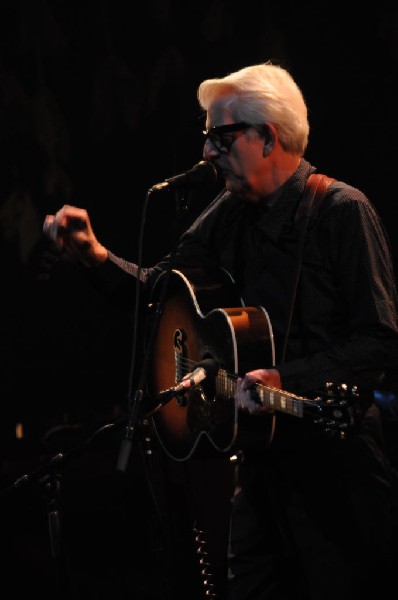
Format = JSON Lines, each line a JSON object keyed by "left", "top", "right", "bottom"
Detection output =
{"left": 114, "top": 186, "right": 191, "bottom": 600}
{"left": 0, "top": 422, "right": 117, "bottom": 600}
{"left": 116, "top": 187, "right": 190, "bottom": 474}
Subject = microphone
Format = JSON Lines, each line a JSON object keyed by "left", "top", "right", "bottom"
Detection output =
{"left": 157, "top": 358, "right": 219, "bottom": 405}
{"left": 150, "top": 161, "right": 217, "bottom": 192}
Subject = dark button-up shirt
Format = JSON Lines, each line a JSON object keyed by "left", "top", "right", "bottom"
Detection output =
{"left": 102, "top": 159, "right": 398, "bottom": 395}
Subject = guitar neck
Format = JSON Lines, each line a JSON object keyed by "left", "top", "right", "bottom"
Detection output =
{"left": 216, "top": 369, "right": 306, "bottom": 418}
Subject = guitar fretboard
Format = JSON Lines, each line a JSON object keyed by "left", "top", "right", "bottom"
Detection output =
{"left": 257, "top": 386, "right": 304, "bottom": 417}
{"left": 216, "top": 368, "right": 305, "bottom": 418}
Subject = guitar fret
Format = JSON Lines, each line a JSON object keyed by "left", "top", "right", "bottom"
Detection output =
{"left": 269, "top": 390, "right": 275, "bottom": 407}
{"left": 260, "top": 387, "right": 304, "bottom": 417}
{"left": 292, "top": 400, "right": 300, "bottom": 415}
{"left": 216, "top": 369, "right": 235, "bottom": 398}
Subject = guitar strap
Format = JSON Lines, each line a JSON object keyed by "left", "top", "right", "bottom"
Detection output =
{"left": 280, "top": 173, "right": 336, "bottom": 362}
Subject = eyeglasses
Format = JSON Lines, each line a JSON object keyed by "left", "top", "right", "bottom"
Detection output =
{"left": 202, "top": 122, "right": 254, "bottom": 153}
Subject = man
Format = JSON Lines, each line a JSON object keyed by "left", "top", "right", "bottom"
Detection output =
{"left": 43, "top": 62, "right": 398, "bottom": 599}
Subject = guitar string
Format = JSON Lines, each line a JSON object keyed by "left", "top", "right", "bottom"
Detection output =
{"left": 174, "top": 355, "right": 286, "bottom": 397}
{"left": 173, "top": 355, "right": 328, "bottom": 414}
{"left": 175, "top": 355, "right": 239, "bottom": 394}
{"left": 159, "top": 358, "right": 356, "bottom": 435}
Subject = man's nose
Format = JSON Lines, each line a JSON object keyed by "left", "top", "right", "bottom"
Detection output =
{"left": 203, "top": 139, "right": 219, "bottom": 160}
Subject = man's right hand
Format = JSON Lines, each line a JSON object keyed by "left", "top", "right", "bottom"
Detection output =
{"left": 43, "top": 204, "right": 108, "bottom": 267}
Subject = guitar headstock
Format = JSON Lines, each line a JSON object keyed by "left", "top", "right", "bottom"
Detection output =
{"left": 307, "top": 382, "right": 362, "bottom": 438}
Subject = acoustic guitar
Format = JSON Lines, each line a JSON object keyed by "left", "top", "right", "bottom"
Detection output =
{"left": 144, "top": 267, "right": 360, "bottom": 461}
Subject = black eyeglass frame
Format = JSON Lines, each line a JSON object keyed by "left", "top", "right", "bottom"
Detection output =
{"left": 202, "top": 122, "right": 267, "bottom": 152}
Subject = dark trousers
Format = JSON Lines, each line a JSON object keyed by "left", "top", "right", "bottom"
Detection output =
{"left": 228, "top": 406, "right": 397, "bottom": 600}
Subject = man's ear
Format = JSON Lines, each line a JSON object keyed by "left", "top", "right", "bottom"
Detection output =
{"left": 262, "top": 125, "right": 275, "bottom": 157}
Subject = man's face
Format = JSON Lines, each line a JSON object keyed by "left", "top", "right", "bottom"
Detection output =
{"left": 203, "top": 95, "right": 268, "bottom": 202}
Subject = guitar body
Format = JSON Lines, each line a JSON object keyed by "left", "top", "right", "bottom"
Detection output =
{"left": 145, "top": 267, "right": 275, "bottom": 460}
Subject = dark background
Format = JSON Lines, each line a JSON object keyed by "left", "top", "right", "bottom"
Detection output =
{"left": 1, "top": 2, "right": 398, "bottom": 599}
